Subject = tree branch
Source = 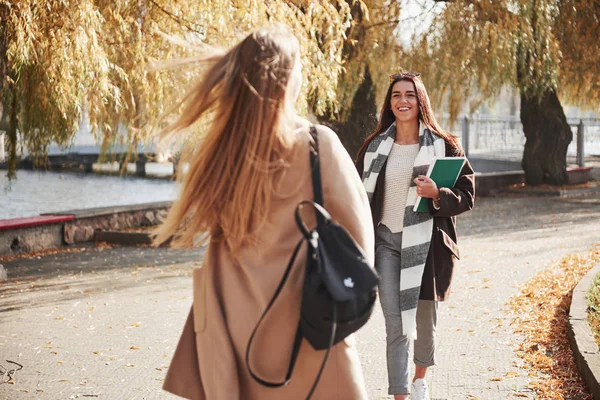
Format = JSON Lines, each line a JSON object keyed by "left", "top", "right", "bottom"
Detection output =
{"left": 148, "top": 0, "right": 204, "bottom": 35}
{"left": 364, "top": 19, "right": 400, "bottom": 30}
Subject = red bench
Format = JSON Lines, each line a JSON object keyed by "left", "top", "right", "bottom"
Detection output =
{"left": 0, "top": 215, "right": 75, "bottom": 231}
{"left": 567, "top": 166, "right": 592, "bottom": 185}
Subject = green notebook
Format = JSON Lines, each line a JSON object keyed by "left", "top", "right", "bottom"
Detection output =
{"left": 413, "top": 157, "right": 466, "bottom": 213}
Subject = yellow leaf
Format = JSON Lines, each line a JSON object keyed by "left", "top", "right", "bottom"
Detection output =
{"left": 505, "top": 371, "right": 519, "bottom": 377}
{"left": 490, "top": 377, "right": 502, "bottom": 381}
{"left": 130, "top": 346, "right": 141, "bottom": 350}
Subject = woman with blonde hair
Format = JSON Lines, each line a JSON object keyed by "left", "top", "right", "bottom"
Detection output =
{"left": 153, "top": 24, "right": 374, "bottom": 399}
{"left": 356, "top": 73, "right": 475, "bottom": 399}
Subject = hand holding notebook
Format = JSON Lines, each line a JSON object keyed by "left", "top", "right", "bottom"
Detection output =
{"left": 413, "top": 157, "right": 466, "bottom": 212}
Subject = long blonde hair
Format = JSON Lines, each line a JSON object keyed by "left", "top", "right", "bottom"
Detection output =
{"left": 152, "top": 24, "right": 301, "bottom": 252}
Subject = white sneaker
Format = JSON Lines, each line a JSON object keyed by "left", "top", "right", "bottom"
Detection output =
{"left": 410, "top": 378, "right": 430, "bottom": 400}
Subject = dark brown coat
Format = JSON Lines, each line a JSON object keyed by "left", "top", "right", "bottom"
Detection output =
{"left": 356, "top": 142, "right": 475, "bottom": 301}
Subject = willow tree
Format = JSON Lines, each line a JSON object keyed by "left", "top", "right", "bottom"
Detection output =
{"left": 405, "top": 0, "right": 600, "bottom": 185}
{"left": 0, "top": 1, "right": 119, "bottom": 179}
{"left": 319, "top": 0, "right": 403, "bottom": 157}
{"left": 0, "top": 0, "right": 354, "bottom": 178}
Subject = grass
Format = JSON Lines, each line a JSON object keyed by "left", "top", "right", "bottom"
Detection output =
{"left": 586, "top": 272, "right": 600, "bottom": 345}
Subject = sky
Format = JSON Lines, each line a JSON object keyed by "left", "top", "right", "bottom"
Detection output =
{"left": 397, "top": 0, "right": 444, "bottom": 47}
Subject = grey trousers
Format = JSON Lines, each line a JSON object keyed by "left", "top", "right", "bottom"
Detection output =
{"left": 375, "top": 224, "right": 438, "bottom": 395}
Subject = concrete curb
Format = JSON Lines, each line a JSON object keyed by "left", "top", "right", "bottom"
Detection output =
{"left": 475, "top": 167, "right": 595, "bottom": 197}
{"left": 42, "top": 201, "right": 173, "bottom": 218}
{"left": 497, "top": 186, "right": 600, "bottom": 197}
{"left": 476, "top": 170, "right": 525, "bottom": 196}
{"left": 94, "top": 230, "right": 153, "bottom": 245}
{"left": 0, "top": 202, "right": 173, "bottom": 257}
{"left": 568, "top": 262, "right": 600, "bottom": 398}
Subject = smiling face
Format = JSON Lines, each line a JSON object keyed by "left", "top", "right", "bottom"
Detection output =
{"left": 390, "top": 80, "right": 419, "bottom": 123}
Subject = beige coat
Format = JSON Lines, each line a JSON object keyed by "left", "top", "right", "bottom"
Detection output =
{"left": 162, "top": 125, "right": 375, "bottom": 400}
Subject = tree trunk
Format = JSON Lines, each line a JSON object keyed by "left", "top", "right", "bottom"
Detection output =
{"left": 319, "top": 67, "right": 378, "bottom": 159}
{"left": 520, "top": 89, "right": 572, "bottom": 185}
{"left": 340, "top": 67, "right": 378, "bottom": 157}
{"left": 317, "top": 0, "right": 377, "bottom": 158}
{"left": 0, "top": 3, "right": 7, "bottom": 94}
{"left": 6, "top": 87, "right": 19, "bottom": 179}
{"left": 1, "top": 4, "right": 10, "bottom": 173}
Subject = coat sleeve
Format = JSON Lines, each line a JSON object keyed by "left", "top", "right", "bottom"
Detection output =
{"left": 316, "top": 125, "right": 375, "bottom": 266}
{"left": 428, "top": 149, "right": 476, "bottom": 218}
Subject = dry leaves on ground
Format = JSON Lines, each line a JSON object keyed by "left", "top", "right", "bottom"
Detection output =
{"left": 0, "top": 247, "right": 87, "bottom": 262}
{"left": 508, "top": 245, "right": 600, "bottom": 399}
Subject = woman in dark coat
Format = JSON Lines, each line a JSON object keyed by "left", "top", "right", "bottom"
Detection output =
{"left": 355, "top": 72, "right": 475, "bottom": 400}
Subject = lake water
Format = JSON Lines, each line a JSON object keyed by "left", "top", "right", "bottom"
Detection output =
{"left": 1, "top": 170, "right": 180, "bottom": 220}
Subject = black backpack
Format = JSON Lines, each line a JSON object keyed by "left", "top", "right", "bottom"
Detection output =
{"left": 246, "top": 126, "right": 379, "bottom": 399}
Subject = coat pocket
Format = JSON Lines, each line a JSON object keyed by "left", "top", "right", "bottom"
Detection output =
{"left": 192, "top": 267, "right": 207, "bottom": 333}
{"left": 439, "top": 229, "right": 460, "bottom": 260}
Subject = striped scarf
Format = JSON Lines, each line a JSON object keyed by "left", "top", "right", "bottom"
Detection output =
{"left": 362, "top": 122, "right": 446, "bottom": 339}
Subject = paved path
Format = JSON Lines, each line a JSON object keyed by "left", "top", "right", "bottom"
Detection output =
{"left": 1, "top": 194, "right": 599, "bottom": 400}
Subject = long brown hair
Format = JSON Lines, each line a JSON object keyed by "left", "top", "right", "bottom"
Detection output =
{"left": 356, "top": 74, "right": 460, "bottom": 164}
{"left": 152, "top": 24, "right": 300, "bottom": 252}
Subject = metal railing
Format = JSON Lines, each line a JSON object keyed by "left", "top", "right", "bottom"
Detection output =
{"left": 447, "top": 116, "right": 600, "bottom": 166}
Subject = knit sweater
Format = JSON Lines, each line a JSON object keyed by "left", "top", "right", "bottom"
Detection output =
{"left": 380, "top": 143, "right": 420, "bottom": 233}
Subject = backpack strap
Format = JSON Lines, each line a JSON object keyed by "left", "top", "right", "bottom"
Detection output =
{"left": 246, "top": 125, "right": 336, "bottom": 399}
{"left": 308, "top": 125, "right": 324, "bottom": 207}
{"left": 246, "top": 238, "right": 304, "bottom": 387}
{"left": 308, "top": 125, "right": 326, "bottom": 228}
